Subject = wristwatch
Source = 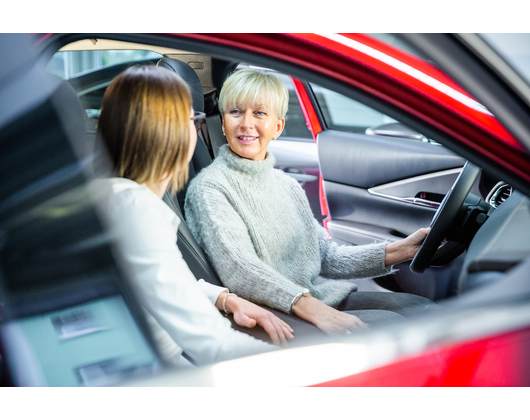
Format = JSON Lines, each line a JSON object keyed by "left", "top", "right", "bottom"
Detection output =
{"left": 290, "top": 288, "right": 311, "bottom": 312}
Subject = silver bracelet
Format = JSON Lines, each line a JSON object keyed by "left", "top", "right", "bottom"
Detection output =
{"left": 223, "top": 292, "right": 237, "bottom": 315}
{"left": 290, "top": 291, "right": 304, "bottom": 313}
{"left": 290, "top": 288, "right": 311, "bottom": 313}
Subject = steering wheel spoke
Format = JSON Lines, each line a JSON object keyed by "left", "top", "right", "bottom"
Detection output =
{"left": 410, "top": 161, "right": 481, "bottom": 274}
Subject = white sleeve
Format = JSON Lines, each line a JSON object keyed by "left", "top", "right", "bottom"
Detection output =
{"left": 110, "top": 197, "right": 274, "bottom": 366}
{"left": 197, "top": 279, "right": 228, "bottom": 306}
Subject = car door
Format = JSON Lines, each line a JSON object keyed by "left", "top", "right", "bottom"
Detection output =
{"left": 294, "top": 80, "right": 481, "bottom": 299}
{"left": 314, "top": 81, "right": 470, "bottom": 243}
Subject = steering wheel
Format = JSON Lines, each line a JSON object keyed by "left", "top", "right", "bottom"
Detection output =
{"left": 409, "top": 161, "right": 481, "bottom": 274}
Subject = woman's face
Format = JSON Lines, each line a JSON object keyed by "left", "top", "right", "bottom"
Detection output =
{"left": 222, "top": 101, "right": 285, "bottom": 161}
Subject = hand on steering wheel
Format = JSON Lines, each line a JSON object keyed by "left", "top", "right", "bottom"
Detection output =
{"left": 409, "top": 161, "right": 481, "bottom": 274}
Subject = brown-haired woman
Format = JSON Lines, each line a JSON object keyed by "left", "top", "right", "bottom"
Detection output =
{"left": 94, "top": 66, "right": 292, "bottom": 367}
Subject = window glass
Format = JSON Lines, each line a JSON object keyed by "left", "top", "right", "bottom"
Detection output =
{"left": 480, "top": 34, "right": 530, "bottom": 87}
{"left": 310, "top": 83, "right": 440, "bottom": 144}
{"left": 46, "top": 50, "right": 162, "bottom": 80}
{"left": 47, "top": 49, "right": 162, "bottom": 122}
{"left": 311, "top": 83, "right": 396, "bottom": 133}
{"left": 273, "top": 73, "right": 312, "bottom": 140}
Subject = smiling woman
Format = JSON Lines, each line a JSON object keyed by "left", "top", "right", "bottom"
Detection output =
{"left": 219, "top": 69, "right": 287, "bottom": 161}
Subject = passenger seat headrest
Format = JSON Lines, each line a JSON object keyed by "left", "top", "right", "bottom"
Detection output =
{"left": 157, "top": 57, "right": 204, "bottom": 113}
{"left": 48, "top": 73, "right": 89, "bottom": 162}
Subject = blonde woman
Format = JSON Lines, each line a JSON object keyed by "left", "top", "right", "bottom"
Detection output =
{"left": 94, "top": 66, "right": 293, "bottom": 367}
{"left": 185, "top": 69, "right": 442, "bottom": 336}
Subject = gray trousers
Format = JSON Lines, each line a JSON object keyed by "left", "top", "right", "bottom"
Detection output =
{"left": 230, "top": 291, "right": 443, "bottom": 344}
{"left": 337, "top": 291, "right": 445, "bottom": 320}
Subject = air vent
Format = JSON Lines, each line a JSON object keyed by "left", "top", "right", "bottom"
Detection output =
{"left": 488, "top": 183, "right": 513, "bottom": 208}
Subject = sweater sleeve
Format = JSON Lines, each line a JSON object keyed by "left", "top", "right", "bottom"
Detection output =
{"left": 314, "top": 219, "right": 396, "bottom": 279}
{"left": 185, "top": 182, "right": 306, "bottom": 313}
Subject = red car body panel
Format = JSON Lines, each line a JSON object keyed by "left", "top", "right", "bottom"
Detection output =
{"left": 290, "top": 76, "right": 322, "bottom": 139}
{"left": 290, "top": 76, "right": 330, "bottom": 230}
{"left": 312, "top": 326, "right": 530, "bottom": 387}
{"left": 35, "top": 33, "right": 530, "bottom": 387}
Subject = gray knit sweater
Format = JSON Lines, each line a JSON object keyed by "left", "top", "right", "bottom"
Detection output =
{"left": 185, "top": 144, "right": 394, "bottom": 313}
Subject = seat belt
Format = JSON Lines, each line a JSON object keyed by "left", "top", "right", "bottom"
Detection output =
{"left": 198, "top": 121, "right": 214, "bottom": 159}
{"left": 205, "top": 113, "right": 226, "bottom": 158}
{"left": 199, "top": 90, "right": 227, "bottom": 159}
{"left": 198, "top": 114, "right": 226, "bottom": 159}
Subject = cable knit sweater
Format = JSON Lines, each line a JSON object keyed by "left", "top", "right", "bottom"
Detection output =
{"left": 185, "top": 144, "right": 394, "bottom": 313}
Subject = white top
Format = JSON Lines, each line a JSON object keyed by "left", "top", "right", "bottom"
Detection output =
{"left": 91, "top": 177, "right": 274, "bottom": 367}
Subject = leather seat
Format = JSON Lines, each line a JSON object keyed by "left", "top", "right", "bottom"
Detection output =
{"left": 158, "top": 57, "right": 205, "bottom": 115}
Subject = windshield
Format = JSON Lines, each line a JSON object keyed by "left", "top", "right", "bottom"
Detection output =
{"left": 479, "top": 33, "right": 530, "bottom": 87}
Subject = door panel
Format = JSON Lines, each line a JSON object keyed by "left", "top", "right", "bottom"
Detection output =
{"left": 368, "top": 168, "right": 483, "bottom": 209}
{"left": 318, "top": 130, "right": 467, "bottom": 239}
{"left": 323, "top": 182, "right": 436, "bottom": 240}
{"left": 318, "top": 130, "right": 466, "bottom": 188}
{"left": 317, "top": 130, "right": 469, "bottom": 300}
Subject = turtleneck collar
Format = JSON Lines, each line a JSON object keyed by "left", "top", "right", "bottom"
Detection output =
{"left": 217, "top": 144, "right": 276, "bottom": 179}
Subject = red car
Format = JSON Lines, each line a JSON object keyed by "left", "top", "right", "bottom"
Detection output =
{"left": 0, "top": 33, "right": 529, "bottom": 387}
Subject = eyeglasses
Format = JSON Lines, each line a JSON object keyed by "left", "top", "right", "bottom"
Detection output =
{"left": 191, "top": 111, "right": 206, "bottom": 132}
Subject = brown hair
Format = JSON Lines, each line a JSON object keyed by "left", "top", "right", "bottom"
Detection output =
{"left": 97, "top": 65, "right": 191, "bottom": 193}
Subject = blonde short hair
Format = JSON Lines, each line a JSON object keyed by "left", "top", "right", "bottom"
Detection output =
{"left": 97, "top": 66, "right": 191, "bottom": 193}
{"left": 218, "top": 69, "right": 288, "bottom": 119}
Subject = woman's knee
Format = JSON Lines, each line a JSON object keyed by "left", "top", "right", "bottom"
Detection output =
{"left": 346, "top": 309, "right": 405, "bottom": 325}
{"left": 338, "top": 291, "right": 444, "bottom": 317}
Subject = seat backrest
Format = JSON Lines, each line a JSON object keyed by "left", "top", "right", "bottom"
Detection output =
{"left": 157, "top": 57, "right": 214, "bottom": 214}
{"left": 163, "top": 191, "right": 223, "bottom": 286}
{"left": 157, "top": 57, "right": 205, "bottom": 113}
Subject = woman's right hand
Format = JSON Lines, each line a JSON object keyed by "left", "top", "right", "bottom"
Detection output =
{"left": 220, "top": 292, "right": 294, "bottom": 346}
{"left": 292, "top": 294, "right": 369, "bottom": 335}
{"left": 314, "top": 308, "right": 369, "bottom": 335}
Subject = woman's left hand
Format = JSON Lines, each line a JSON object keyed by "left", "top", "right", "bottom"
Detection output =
{"left": 385, "top": 227, "right": 430, "bottom": 266}
{"left": 224, "top": 294, "right": 294, "bottom": 346}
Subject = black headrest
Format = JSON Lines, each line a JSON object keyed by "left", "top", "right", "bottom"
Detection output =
{"left": 157, "top": 57, "right": 204, "bottom": 113}
{"left": 49, "top": 74, "right": 88, "bottom": 157}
